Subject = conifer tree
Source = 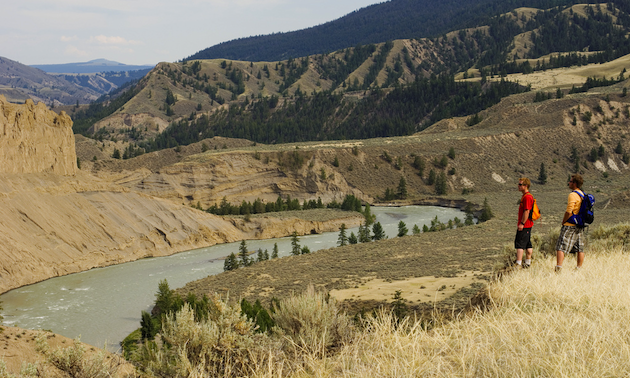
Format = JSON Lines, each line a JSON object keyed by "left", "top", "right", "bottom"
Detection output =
{"left": 538, "top": 162, "right": 547, "bottom": 184}
{"left": 224, "top": 252, "right": 239, "bottom": 271}
{"left": 435, "top": 171, "right": 447, "bottom": 195}
{"left": 615, "top": 141, "right": 624, "bottom": 154}
{"left": 363, "top": 203, "right": 376, "bottom": 226}
{"left": 272, "top": 243, "right": 279, "bottom": 259}
{"left": 413, "top": 156, "right": 425, "bottom": 176}
{"left": 397, "top": 176, "right": 408, "bottom": 199}
{"left": 383, "top": 187, "right": 395, "bottom": 201}
{"left": 427, "top": 169, "right": 436, "bottom": 185}
{"left": 349, "top": 232, "right": 358, "bottom": 244}
{"left": 155, "top": 279, "right": 173, "bottom": 315}
{"left": 291, "top": 232, "right": 301, "bottom": 255}
{"left": 479, "top": 198, "right": 494, "bottom": 222}
{"left": 412, "top": 224, "right": 421, "bottom": 235}
{"left": 140, "top": 311, "right": 158, "bottom": 340}
{"left": 439, "top": 155, "right": 449, "bottom": 168}
{"left": 338, "top": 224, "right": 348, "bottom": 247}
{"left": 397, "top": 221, "right": 408, "bottom": 237}
{"left": 448, "top": 147, "right": 456, "bottom": 159}
{"left": 372, "top": 222, "right": 385, "bottom": 240}
{"left": 239, "top": 240, "right": 250, "bottom": 266}
{"left": 358, "top": 223, "right": 371, "bottom": 243}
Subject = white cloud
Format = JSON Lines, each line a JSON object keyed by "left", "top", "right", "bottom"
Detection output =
{"left": 60, "top": 35, "right": 79, "bottom": 42}
{"left": 90, "top": 35, "right": 141, "bottom": 45}
{"left": 65, "top": 45, "right": 89, "bottom": 58}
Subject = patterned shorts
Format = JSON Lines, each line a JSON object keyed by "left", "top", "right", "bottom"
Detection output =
{"left": 555, "top": 225, "right": 584, "bottom": 254}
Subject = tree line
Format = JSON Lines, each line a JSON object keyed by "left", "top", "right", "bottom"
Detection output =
{"left": 203, "top": 194, "right": 363, "bottom": 217}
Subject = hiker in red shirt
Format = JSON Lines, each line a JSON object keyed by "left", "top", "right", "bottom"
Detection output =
{"left": 514, "top": 177, "right": 534, "bottom": 268}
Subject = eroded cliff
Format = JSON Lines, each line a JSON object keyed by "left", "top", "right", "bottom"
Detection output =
{"left": 0, "top": 96, "right": 77, "bottom": 175}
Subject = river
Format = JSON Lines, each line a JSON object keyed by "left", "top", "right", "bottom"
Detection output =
{"left": 0, "top": 206, "right": 465, "bottom": 350}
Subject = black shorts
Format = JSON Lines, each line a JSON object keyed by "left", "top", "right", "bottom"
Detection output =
{"left": 514, "top": 228, "right": 532, "bottom": 250}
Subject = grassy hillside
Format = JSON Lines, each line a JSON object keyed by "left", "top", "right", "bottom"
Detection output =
{"left": 75, "top": 3, "right": 630, "bottom": 152}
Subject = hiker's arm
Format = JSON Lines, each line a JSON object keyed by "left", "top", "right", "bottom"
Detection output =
{"left": 519, "top": 209, "right": 530, "bottom": 229}
{"left": 561, "top": 211, "right": 571, "bottom": 224}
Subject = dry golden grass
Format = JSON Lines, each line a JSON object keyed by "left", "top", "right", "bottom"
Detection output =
{"left": 298, "top": 248, "right": 630, "bottom": 377}
{"left": 500, "top": 53, "right": 630, "bottom": 91}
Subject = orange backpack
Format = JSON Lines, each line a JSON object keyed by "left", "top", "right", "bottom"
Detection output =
{"left": 528, "top": 194, "right": 541, "bottom": 221}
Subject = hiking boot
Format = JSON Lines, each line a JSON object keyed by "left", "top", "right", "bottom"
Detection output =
{"left": 523, "top": 263, "right": 531, "bottom": 269}
{"left": 554, "top": 266, "right": 562, "bottom": 273}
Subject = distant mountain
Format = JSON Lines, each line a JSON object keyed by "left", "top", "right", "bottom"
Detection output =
{"left": 184, "top": 0, "right": 579, "bottom": 62}
{"left": 55, "top": 69, "right": 152, "bottom": 94}
{"left": 31, "top": 59, "right": 154, "bottom": 74}
{"left": 0, "top": 56, "right": 100, "bottom": 105}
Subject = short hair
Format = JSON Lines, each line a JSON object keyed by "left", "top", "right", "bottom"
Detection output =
{"left": 519, "top": 177, "right": 531, "bottom": 189}
{"left": 571, "top": 174, "right": 583, "bottom": 189}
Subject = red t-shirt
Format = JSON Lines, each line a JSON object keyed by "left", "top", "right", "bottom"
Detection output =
{"left": 518, "top": 192, "right": 534, "bottom": 228}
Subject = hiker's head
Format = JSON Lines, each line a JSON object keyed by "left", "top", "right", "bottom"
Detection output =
{"left": 518, "top": 177, "right": 531, "bottom": 190}
{"left": 569, "top": 174, "right": 583, "bottom": 189}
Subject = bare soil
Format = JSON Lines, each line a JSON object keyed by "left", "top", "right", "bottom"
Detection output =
{"left": 0, "top": 326, "right": 133, "bottom": 376}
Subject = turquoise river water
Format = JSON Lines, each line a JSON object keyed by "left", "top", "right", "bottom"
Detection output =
{"left": 0, "top": 206, "right": 464, "bottom": 350}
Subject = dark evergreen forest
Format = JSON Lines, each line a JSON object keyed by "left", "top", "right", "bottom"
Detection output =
{"left": 185, "top": 0, "right": 595, "bottom": 62}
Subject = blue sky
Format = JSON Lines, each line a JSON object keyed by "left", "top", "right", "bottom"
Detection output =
{"left": 2, "top": 0, "right": 383, "bottom": 66}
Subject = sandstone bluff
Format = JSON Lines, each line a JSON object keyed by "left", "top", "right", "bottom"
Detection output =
{"left": 0, "top": 96, "right": 361, "bottom": 294}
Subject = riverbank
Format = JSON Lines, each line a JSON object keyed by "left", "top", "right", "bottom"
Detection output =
{"left": 0, "top": 173, "right": 364, "bottom": 295}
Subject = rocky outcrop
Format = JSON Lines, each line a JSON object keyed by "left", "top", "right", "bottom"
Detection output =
{"left": 0, "top": 95, "right": 77, "bottom": 175}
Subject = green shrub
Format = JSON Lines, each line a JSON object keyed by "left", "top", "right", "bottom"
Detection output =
{"left": 589, "top": 223, "right": 630, "bottom": 253}
{"left": 133, "top": 298, "right": 270, "bottom": 376}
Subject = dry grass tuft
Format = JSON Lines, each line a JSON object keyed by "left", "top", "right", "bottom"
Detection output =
{"left": 271, "top": 285, "right": 354, "bottom": 359}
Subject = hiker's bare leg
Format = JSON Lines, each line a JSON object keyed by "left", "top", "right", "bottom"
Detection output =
{"left": 577, "top": 252, "right": 585, "bottom": 267}
{"left": 526, "top": 248, "right": 533, "bottom": 260}
{"left": 556, "top": 250, "right": 565, "bottom": 266}
{"left": 516, "top": 248, "right": 524, "bottom": 263}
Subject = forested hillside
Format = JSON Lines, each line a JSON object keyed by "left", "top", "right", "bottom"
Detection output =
{"left": 184, "top": 0, "right": 597, "bottom": 62}
{"left": 73, "top": 2, "right": 630, "bottom": 157}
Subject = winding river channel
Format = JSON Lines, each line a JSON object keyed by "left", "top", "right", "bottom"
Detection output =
{"left": 0, "top": 206, "right": 465, "bottom": 350}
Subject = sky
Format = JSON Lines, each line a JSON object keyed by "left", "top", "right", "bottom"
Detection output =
{"left": 2, "top": 0, "right": 384, "bottom": 66}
